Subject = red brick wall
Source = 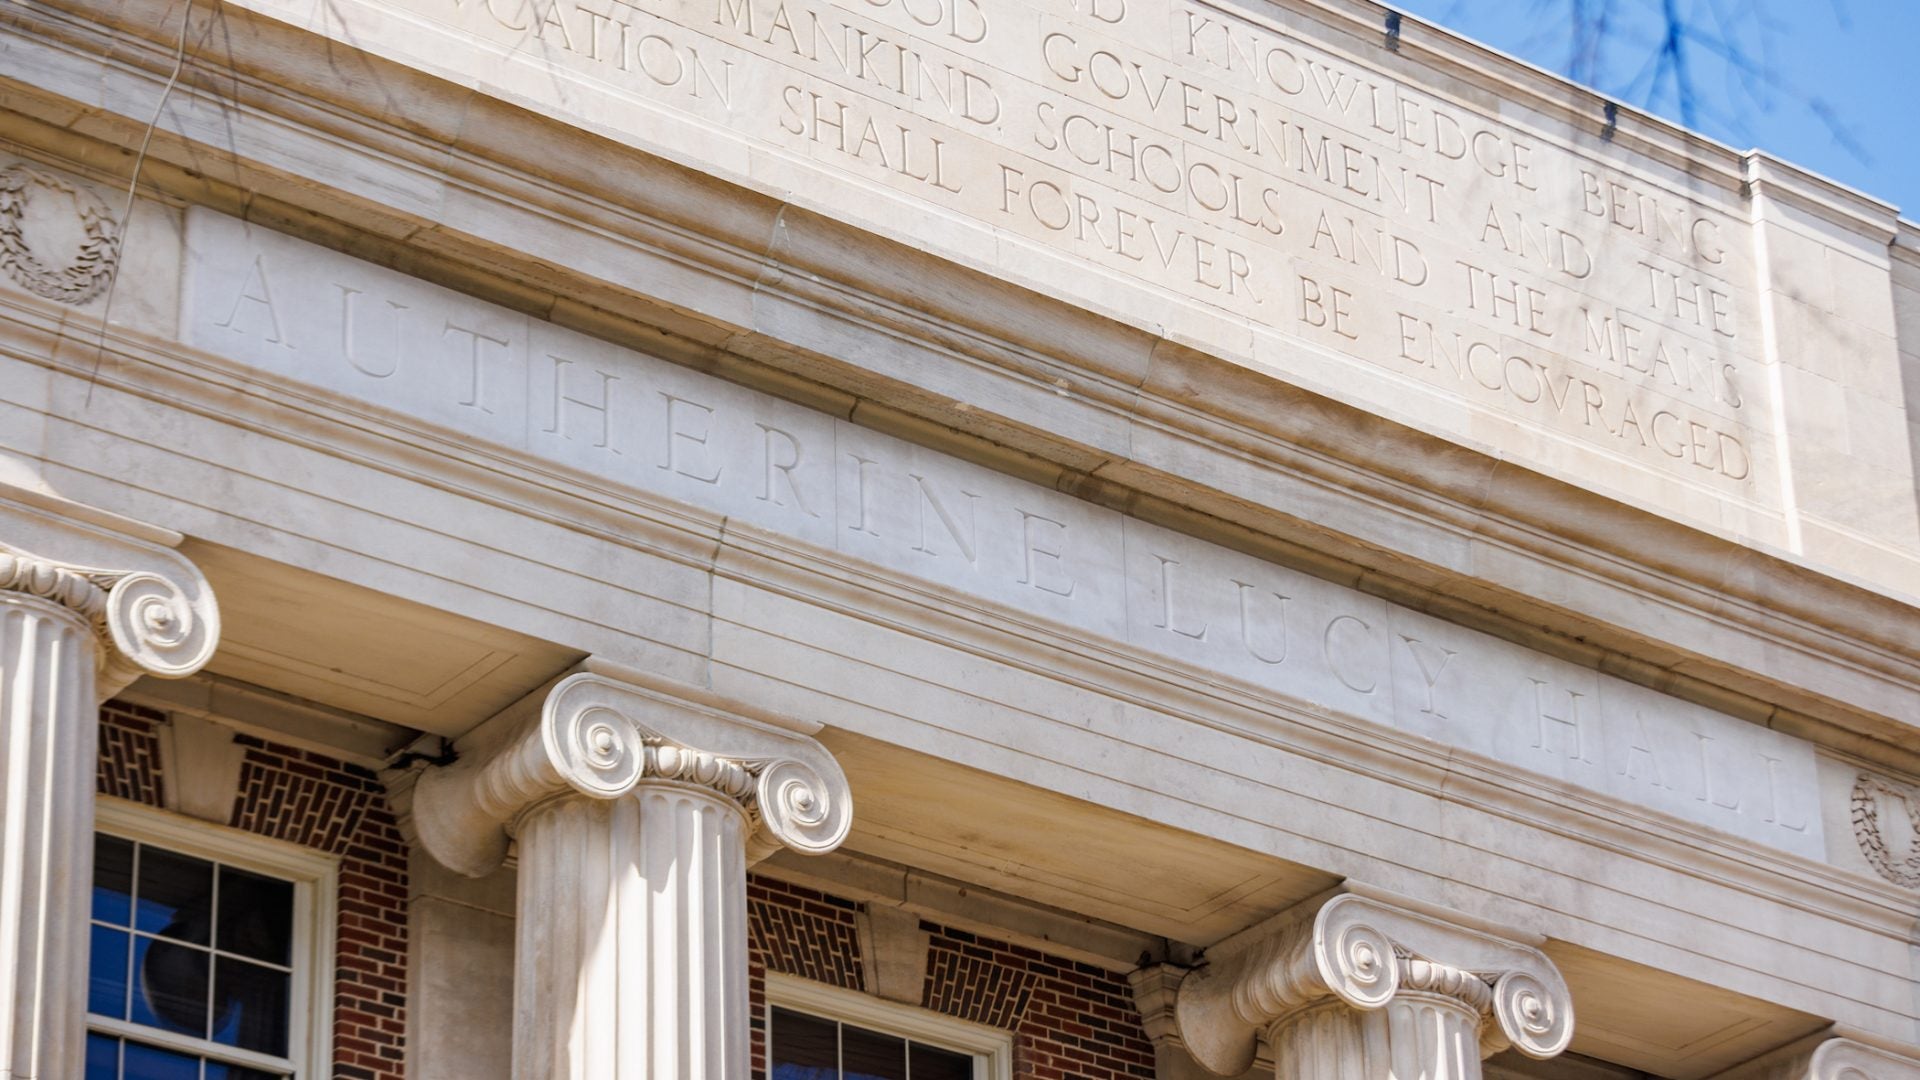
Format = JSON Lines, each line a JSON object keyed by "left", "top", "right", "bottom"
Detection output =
{"left": 97, "top": 700, "right": 166, "bottom": 805}
{"left": 747, "top": 875, "right": 1155, "bottom": 1080}
{"left": 100, "top": 705, "right": 1149, "bottom": 1080}
{"left": 96, "top": 703, "right": 409, "bottom": 1080}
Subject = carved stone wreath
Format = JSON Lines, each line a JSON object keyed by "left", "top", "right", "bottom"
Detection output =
{"left": 0, "top": 165, "right": 122, "bottom": 305}
{"left": 1852, "top": 774, "right": 1920, "bottom": 889}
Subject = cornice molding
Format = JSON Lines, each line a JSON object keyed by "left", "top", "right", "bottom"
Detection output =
{"left": 5, "top": 0, "right": 1920, "bottom": 759}
{"left": 5, "top": 285, "right": 1920, "bottom": 941}
{"left": 412, "top": 671, "right": 852, "bottom": 877}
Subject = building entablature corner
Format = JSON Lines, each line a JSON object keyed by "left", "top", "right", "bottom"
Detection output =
{"left": 410, "top": 667, "right": 852, "bottom": 878}
{"left": 1717, "top": 1034, "right": 1920, "bottom": 1080}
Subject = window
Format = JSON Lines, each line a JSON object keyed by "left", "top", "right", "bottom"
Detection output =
{"left": 766, "top": 973, "right": 1013, "bottom": 1080}
{"left": 86, "top": 800, "right": 336, "bottom": 1080}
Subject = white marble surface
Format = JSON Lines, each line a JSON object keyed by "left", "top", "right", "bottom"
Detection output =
{"left": 203, "top": 0, "right": 1778, "bottom": 501}
{"left": 0, "top": 493, "right": 219, "bottom": 1080}
{"left": 184, "top": 209, "right": 1825, "bottom": 859}
{"left": 410, "top": 670, "right": 851, "bottom": 1079}
{"left": 1176, "top": 892, "right": 1572, "bottom": 1077}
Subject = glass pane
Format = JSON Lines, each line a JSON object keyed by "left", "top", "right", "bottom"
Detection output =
{"left": 120, "top": 1040, "right": 201, "bottom": 1080}
{"left": 89, "top": 925, "right": 131, "bottom": 1019}
{"left": 841, "top": 1023, "right": 906, "bottom": 1080}
{"left": 771, "top": 1007, "right": 839, "bottom": 1080}
{"left": 131, "top": 935, "right": 210, "bottom": 1038}
{"left": 135, "top": 848, "right": 213, "bottom": 945}
{"left": 94, "top": 835, "right": 134, "bottom": 927}
{"left": 204, "top": 1063, "right": 284, "bottom": 1080}
{"left": 212, "top": 957, "right": 290, "bottom": 1057}
{"left": 215, "top": 867, "right": 293, "bottom": 965}
{"left": 85, "top": 1032, "right": 120, "bottom": 1080}
{"left": 910, "top": 1043, "right": 974, "bottom": 1080}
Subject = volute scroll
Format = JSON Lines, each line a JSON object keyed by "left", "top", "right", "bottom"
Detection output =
{"left": 412, "top": 671, "right": 852, "bottom": 878}
{"left": 1173, "top": 893, "right": 1573, "bottom": 1078}
{"left": 0, "top": 539, "right": 220, "bottom": 699}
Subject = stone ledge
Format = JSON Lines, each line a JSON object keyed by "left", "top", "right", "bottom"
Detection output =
{"left": 3, "top": 0, "right": 1919, "bottom": 768}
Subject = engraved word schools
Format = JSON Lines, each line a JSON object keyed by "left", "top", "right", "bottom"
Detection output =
{"left": 361, "top": 0, "right": 1770, "bottom": 490}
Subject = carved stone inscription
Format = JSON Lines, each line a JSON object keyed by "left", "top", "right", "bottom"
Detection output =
{"left": 230, "top": 0, "right": 1772, "bottom": 499}
{"left": 182, "top": 210, "right": 1822, "bottom": 858}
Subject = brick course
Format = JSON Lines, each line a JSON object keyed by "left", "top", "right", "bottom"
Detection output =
{"left": 748, "top": 876, "right": 1155, "bottom": 1080}
{"left": 96, "top": 703, "right": 409, "bottom": 1080}
{"left": 97, "top": 700, "right": 165, "bottom": 806}
{"left": 101, "top": 703, "right": 1149, "bottom": 1080}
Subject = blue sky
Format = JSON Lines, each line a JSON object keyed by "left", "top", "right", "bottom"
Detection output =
{"left": 1388, "top": 1, "right": 1920, "bottom": 218}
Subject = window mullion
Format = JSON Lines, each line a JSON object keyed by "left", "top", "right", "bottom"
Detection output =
{"left": 88, "top": 1014, "right": 296, "bottom": 1074}
{"left": 207, "top": 860, "right": 222, "bottom": 1048}
{"left": 124, "top": 843, "right": 140, "bottom": 1024}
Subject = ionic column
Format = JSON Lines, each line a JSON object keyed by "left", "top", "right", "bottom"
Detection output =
{"left": 411, "top": 670, "right": 853, "bottom": 1080}
{"left": 1714, "top": 1035, "right": 1920, "bottom": 1080}
{"left": 0, "top": 497, "right": 220, "bottom": 1080}
{"left": 1175, "top": 893, "right": 1574, "bottom": 1080}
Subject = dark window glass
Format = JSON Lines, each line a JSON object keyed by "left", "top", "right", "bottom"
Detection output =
{"left": 131, "top": 935, "right": 209, "bottom": 1038}
{"left": 135, "top": 849, "right": 213, "bottom": 945}
{"left": 88, "top": 925, "right": 130, "bottom": 1020}
{"left": 204, "top": 1062, "right": 283, "bottom": 1079}
{"left": 213, "top": 957, "right": 290, "bottom": 1057}
{"left": 216, "top": 868, "right": 293, "bottom": 965}
{"left": 85, "top": 1033, "right": 119, "bottom": 1080}
{"left": 121, "top": 1040, "right": 202, "bottom": 1080}
{"left": 94, "top": 835, "right": 134, "bottom": 927}
{"left": 772, "top": 1008, "right": 981, "bottom": 1080}
{"left": 841, "top": 1025, "right": 905, "bottom": 1080}
{"left": 772, "top": 1007, "right": 839, "bottom": 1080}
{"left": 910, "top": 1043, "right": 973, "bottom": 1080}
{"left": 89, "top": 837, "right": 302, "bottom": 1078}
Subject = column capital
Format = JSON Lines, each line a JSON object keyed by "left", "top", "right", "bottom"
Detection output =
{"left": 1175, "top": 892, "right": 1574, "bottom": 1077}
{"left": 413, "top": 670, "right": 854, "bottom": 877}
{"left": 1720, "top": 1036, "right": 1920, "bottom": 1080}
{"left": 1, "top": 490, "right": 220, "bottom": 699}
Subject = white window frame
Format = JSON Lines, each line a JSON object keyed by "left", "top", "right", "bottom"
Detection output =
{"left": 765, "top": 972, "right": 1014, "bottom": 1080}
{"left": 90, "top": 797, "right": 339, "bottom": 1079}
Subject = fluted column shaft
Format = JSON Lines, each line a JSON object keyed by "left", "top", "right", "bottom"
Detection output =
{"left": 514, "top": 783, "right": 752, "bottom": 1079}
{"left": 0, "top": 502, "right": 219, "bottom": 1080}
{"left": 1379, "top": 991, "right": 1483, "bottom": 1080}
{"left": 1266, "top": 987, "right": 1487, "bottom": 1080}
{"left": 413, "top": 670, "right": 852, "bottom": 1080}
{"left": 0, "top": 594, "right": 97, "bottom": 1080}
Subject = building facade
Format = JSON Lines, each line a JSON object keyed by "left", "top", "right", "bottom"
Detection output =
{"left": 2, "top": 0, "right": 1920, "bottom": 1078}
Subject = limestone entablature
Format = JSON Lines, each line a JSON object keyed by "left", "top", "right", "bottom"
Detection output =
{"left": 5, "top": 7, "right": 1918, "bottom": 783}
{"left": 8, "top": 0, "right": 1920, "bottom": 1070}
